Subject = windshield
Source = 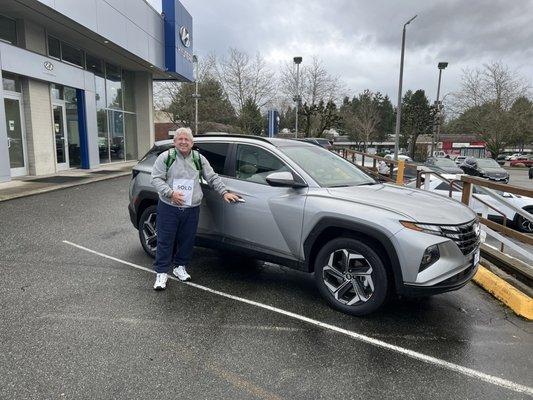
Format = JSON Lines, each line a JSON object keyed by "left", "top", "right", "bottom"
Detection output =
{"left": 476, "top": 159, "right": 500, "bottom": 168}
{"left": 281, "top": 146, "right": 376, "bottom": 187}
{"left": 435, "top": 158, "right": 458, "bottom": 167}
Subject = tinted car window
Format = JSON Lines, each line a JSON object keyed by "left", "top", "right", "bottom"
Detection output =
{"left": 195, "top": 142, "right": 229, "bottom": 175}
{"left": 234, "top": 144, "right": 288, "bottom": 184}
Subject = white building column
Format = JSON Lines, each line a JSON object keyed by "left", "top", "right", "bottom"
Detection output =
{"left": 134, "top": 71, "right": 154, "bottom": 157}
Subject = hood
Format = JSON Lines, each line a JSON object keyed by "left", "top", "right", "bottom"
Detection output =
{"left": 482, "top": 168, "right": 508, "bottom": 177}
{"left": 441, "top": 166, "right": 464, "bottom": 174}
{"left": 326, "top": 184, "right": 476, "bottom": 224}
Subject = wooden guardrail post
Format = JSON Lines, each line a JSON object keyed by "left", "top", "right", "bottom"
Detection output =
{"left": 461, "top": 181, "right": 473, "bottom": 206}
{"left": 396, "top": 160, "right": 405, "bottom": 184}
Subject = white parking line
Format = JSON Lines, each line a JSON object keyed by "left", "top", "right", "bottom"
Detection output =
{"left": 63, "top": 240, "right": 533, "bottom": 396}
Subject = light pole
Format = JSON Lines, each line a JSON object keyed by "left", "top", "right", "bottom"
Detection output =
{"left": 192, "top": 55, "right": 200, "bottom": 135}
{"left": 394, "top": 15, "right": 417, "bottom": 161}
{"left": 293, "top": 56, "right": 302, "bottom": 138}
{"left": 431, "top": 61, "right": 448, "bottom": 156}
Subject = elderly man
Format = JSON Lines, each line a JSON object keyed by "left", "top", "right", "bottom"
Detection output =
{"left": 150, "top": 127, "right": 239, "bottom": 290}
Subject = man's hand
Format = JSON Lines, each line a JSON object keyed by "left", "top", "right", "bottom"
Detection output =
{"left": 171, "top": 191, "right": 185, "bottom": 206}
{"left": 223, "top": 192, "right": 240, "bottom": 203}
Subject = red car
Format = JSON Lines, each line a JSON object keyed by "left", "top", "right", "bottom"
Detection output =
{"left": 510, "top": 155, "right": 533, "bottom": 167}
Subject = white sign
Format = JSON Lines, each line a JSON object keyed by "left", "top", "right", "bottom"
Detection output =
{"left": 173, "top": 178, "right": 194, "bottom": 206}
{"left": 8, "top": 120, "right": 15, "bottom": 131}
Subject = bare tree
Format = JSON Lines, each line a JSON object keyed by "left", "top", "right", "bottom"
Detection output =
{"left": 352, "top": 90, "right": 381, "bottom": 151}
{"left": 279, "top": 56, "right": 343, "bottom": 136}
{"left": 451, "top": 61, "right": 530, "bottom": 113}
{"left": 217, "top": 48, "right": 276, "bottom": 113}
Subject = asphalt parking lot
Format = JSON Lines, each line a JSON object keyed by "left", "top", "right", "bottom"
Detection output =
{"left": 1, "top": 176, "right": 532, "bottom": 399}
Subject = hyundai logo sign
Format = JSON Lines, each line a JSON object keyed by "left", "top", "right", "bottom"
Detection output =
{"left": 44, "top": 61, "right": 54, "bottom": 71}
{"left": 179, "top": 26, "right": 190, "bottom": 48}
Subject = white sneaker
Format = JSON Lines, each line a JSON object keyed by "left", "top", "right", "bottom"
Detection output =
{"left": 153, "top": 273, "right": 168, "bottom": 290}
{"left": 173, "top": 265, "right": 191, "bottom": 281}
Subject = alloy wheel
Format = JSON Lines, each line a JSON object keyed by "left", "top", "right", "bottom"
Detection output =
{"left": 141, "top": 212, "right": 157, "bottom": 253}
{"left": 322, "top": 249, "right": 375, "bottom": 305}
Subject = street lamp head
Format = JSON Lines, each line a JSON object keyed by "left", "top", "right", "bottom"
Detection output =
{"left": 438, "top": 62, "right": 448, "bottom": 70}
{"left": 405, "top": 15, "right": 417, "bottom": 25}
{"left": 293, "top": 56, "right": 303, "bottom": 64}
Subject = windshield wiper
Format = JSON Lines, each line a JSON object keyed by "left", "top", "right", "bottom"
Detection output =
{"left": 329, "top": 184, "right": 351, "bottom": 188}
{"left": 357, "top": 181, "right": 378, "bottom": 186}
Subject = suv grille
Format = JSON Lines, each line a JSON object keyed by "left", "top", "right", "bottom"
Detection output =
{"left": 439, "top": 220, "right": 480, "bottom": 255}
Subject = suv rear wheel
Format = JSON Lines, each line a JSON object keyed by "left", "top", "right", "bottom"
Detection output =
{"left": 139, "top": 205, "right": 157, "bottom": 258}
{"left": 314, "top": 237, "right": 388, "bottom": 316}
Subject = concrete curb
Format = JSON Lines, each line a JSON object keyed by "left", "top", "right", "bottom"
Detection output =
{"left": 473, "top": 264, "right": 533, "bottom": 320}
{"left": 0, "top": 172, "right": 131, "bottom": 203}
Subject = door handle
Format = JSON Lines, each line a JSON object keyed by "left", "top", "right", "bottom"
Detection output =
{"left": 7, "top": 137, "right": 11, "bottom": 148}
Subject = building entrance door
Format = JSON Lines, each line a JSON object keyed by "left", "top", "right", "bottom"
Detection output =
{"left": 4, "top": 93, "right": 28, "bottom": 177}
{"left": 53, "top": 103, "right": 69, "bottom": 170}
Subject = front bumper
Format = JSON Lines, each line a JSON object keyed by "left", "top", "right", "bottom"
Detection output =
{"left": 393, "top": 224, "right": 480, "bottom": 296}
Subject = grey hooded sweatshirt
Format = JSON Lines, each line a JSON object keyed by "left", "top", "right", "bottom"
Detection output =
{"left": 151, "top": 148, "right": 227, "bottom": 207}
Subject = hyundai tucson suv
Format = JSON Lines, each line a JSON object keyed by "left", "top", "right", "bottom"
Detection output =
{"left": 129, "top": 135, "right": 481, "bottom": 316}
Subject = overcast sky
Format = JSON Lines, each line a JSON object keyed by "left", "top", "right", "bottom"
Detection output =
{"left": 148, "top": 0, "right": 533, "bottom": 104}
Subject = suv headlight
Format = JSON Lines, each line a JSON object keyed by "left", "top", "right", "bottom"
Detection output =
{"left": 400, "top": 221, "right": 442, "bottom": 235}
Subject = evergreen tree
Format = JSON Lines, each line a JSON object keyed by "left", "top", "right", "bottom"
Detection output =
{"left": 239, "top": 97, "right": 263, "bottom": 135}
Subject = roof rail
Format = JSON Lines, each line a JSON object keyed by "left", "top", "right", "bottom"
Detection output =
{"left": 195, "top": 133, "right": 274, "bottom": 144}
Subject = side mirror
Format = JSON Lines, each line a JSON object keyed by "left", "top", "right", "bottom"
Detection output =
{"left": 266, "top": 171, "right": 307, "bottom": 188}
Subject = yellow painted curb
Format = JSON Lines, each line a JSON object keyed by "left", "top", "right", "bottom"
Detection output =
{"left": 473, "top": 265, "right": 533, "bottom": 320}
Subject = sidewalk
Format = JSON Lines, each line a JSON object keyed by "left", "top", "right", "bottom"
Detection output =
{"left": 0, "top": 161, "right": 136, "bottom": 202}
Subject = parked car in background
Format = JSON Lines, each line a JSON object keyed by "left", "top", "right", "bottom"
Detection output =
{"left": 129, "top": 135, "right": 480, "bottom": 316}
{"left": 384, "top": 154, "right": 413, "bottom": 163}
{"left": 459, "top": 157, "right": 509, "bottom": 183}
{"left": 296, "top": 137, "right": 333, "bottom": 150}
{"left": 506, "top": 153, "right": 524, "bottom": 161}
{"left": 424, "top": 157, "right": 464, "bottom": 174}
{"left": 407, "top": 174, "right": 533, "bottom": 233}
{"left": 510, "top": 155, "right": 533, "bottom": 167}
{"left": 454, "top": 156, "right": 467, "bottom": 165}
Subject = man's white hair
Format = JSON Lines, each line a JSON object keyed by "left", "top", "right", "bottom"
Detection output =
{"left": 175, "top": 127, "right": 194, "bottom": 141}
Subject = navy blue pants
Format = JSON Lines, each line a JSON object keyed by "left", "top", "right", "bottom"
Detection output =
{"left": 153, "top": 200, "right": 200, "bottom": 273}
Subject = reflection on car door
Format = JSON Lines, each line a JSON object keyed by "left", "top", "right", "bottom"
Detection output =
{"left": 223, "top": 144, "right": 308, "bottom": 262}
{"left": 194, "top": 142, "right": 230, "bottom": 240}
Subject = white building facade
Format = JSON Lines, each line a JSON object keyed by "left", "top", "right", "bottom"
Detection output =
{"left": 0, "top": 0, "right": 193, "bottom": 182}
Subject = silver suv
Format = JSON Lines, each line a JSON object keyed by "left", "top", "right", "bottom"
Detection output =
{"left": 128, "top": 135, "right": 480, "bottom": 316}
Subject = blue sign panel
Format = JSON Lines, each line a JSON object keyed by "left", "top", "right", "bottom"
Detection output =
{"left": 163, "top": 0, "right": 193, "bottom": 82}
{"left": 267, "top": 110, "right": 279, "bottom": 137}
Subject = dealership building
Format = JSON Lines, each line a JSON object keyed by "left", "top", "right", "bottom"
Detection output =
{"left": 0, "top": 0, "right": 192, "bottom": 182}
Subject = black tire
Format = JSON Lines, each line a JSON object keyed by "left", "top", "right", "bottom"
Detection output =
{"left": 515, "top": 207, "right": 533, "bottom": 234}
{"left": 314, "top": 237, "right": 389, "bottom": 316}
{"left": 138, "top": 205, "right": 158, "bottom": 258}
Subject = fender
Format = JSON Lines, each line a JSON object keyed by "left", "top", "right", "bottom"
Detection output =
{"left": 303, "top": 217, "right": 404, "bottom": 292}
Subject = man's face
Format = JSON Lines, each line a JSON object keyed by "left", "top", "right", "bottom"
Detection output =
{"left": 174, "top": 133, "right": 193, "bottom": 156}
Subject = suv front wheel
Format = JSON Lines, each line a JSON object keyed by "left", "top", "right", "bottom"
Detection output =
{"left": 314, "top": 237, "right": 388, "bottom": 316}
{"left": 139, "top": 205, "right": 157, "bottom": 258}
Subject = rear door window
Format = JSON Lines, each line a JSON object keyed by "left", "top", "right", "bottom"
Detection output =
{"left": 195, "top": 142, "right": 230, "bottom": 175}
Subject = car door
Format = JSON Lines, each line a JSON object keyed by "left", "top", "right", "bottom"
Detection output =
{"left": 223, "top": 143, "right": 308, "bottom": 262}
{"left": 194, "top": 141, "right": 231, "bottom": 241}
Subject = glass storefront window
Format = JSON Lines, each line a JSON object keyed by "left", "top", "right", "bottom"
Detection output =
{"left": 62, "top": 42, "right": 84, "bottom": 67}
{"left": 108, "top": 110, "right": 124, "bottom": 162}
{"left": 0, "top": 15, "right": 17, "bottom": 45}
{"left": 124, "top": 113, "right": 137, "bottom": 160}
{"left": 51, "top": 84, "right": 64, "bottom": 100}
{"left": 105, "top": 63, "right": 122, "bottom": 109}
{"left": 48, "top": 36, "right": 61, "bottom": 59}
{"left": 2, "top": 72, "right": 21, "bottom": 92}
{"left": 86, "top": 54, "right": 103, "bottom": 75}
{"left": 66, "top": 101, "right": 81, "bottom": 168}
{"left": 97, "top": 109, "right": 109, "bottom": 164}
{"left": 122, "top": 70, "right": 136, "bottom": 112}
